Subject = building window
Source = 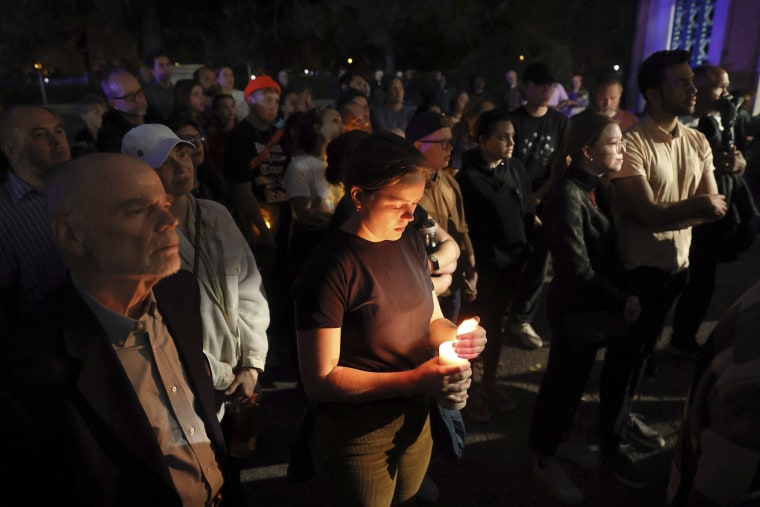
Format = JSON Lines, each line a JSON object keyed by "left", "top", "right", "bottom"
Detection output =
{"left": 670, "top": 0, "right": 717, "bottom": 66}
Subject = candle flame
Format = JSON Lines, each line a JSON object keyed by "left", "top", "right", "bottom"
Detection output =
{"left": 457, "top": 317, "right": 478, "bottom": 335}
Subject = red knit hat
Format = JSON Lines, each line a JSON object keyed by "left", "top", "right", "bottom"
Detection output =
{"left": 244, "top": 75, "right": 281, "bottom": 100}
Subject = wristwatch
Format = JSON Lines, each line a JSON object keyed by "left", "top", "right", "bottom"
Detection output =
{"left": 428, "top": 254, "right": 440, "bottom": 272}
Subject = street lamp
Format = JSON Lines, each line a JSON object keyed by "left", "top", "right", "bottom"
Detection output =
{"left": 34, "top": 62, "right": 48, "bottom": 105}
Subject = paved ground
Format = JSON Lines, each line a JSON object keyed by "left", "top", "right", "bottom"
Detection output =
{"left": 236, "top": 237, "right": 760, "bottom": 506}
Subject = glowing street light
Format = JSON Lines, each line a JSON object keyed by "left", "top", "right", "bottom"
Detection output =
{"left": 33, "top": 62, "right": 47, "bottom": 105}
{"left": 519, "top": 54, "right": 525, "bottom": 62}
{"left": 613, "top": 64, "right": 620, "bottom": 71}
{"left": 347, "top": 57, "right": 353, "bottom": 65}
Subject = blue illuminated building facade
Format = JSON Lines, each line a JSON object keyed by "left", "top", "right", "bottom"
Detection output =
{"left": 628, "top": 0, "right": 759, "bottom": 115}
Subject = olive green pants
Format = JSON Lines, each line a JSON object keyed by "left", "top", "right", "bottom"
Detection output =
{"left": 310, "top": 396, "right": 432, "bottom": 506}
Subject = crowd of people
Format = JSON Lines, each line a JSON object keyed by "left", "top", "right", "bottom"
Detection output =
{"left": 1, "top": 46, "right": 760, "bottom": 506}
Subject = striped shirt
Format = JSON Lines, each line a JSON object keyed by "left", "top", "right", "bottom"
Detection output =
{"left": 0, "top": 171, "right": 66, "bottom": 319}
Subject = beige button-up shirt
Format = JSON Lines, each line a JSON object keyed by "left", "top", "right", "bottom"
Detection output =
{"left": 610, "top": 114, "right": 713, "bottom": 273}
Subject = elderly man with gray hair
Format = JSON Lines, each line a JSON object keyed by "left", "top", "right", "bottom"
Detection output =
{"left": 1, "top": 153, "right": 228, "bottom": 506}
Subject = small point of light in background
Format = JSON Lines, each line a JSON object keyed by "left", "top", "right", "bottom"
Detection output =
{"left": 250, "top": 74, "right": 256, "bottom": 80}
{"left": 303, "top": 68, "right": 309, "bottom": 75}
{"left": 174, "top": 61, "right": 180, "bottom": 66}
{"left": 519, "top": 54, "right": 525, "bottom": 61}
{"left": 34, "top": 62, "right": 42, "bottom": 70}
{"left": 347, "top": 58, "right": 353, "bottom": 65}
{"left": 613, "top": 64, "right": 620, "bottom": 71}
{"left": 43, "top": 77, "right": 49, "bottom": 83}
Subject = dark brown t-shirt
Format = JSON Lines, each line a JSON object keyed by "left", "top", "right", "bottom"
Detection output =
{"left": 294, "top": 227, "right": 435, "bottom": 373}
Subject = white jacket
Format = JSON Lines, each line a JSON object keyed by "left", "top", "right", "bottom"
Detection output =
{"left": 178, "top": 198, "right": 269, "bottom": 390}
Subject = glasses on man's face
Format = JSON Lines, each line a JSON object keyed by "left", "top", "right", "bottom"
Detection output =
{"left": 111, "top": 89, "right": 145, "bottom": 103}
{"left": 179, "top": 134, "right": 206, "bottom": 146}
{"left": 418, "top": 138, "right": 454, "bottom": 149}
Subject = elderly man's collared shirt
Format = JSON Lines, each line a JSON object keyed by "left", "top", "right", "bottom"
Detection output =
{"left": 76, "top": 282, "right": 224, "bottom": 506}
{"left": 610, "top": 114, "right": 713, "bottom": 273}
{"left": 0, "top": 171, "right": 66, "bottom": 316}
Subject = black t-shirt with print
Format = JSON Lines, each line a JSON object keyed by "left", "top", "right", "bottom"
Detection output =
{"left": 510, "top": 106, "right": 569, "bottom": 191}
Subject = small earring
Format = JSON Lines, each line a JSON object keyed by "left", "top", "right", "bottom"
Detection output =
{"left": 355, "top": 206, "right": 360, "bottom": 213}
{"left": 588, "top": 157, "right": 594, "bottom": 162}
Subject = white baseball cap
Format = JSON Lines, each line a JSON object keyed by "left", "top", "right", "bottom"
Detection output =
{"left": 121, "top": 123, "right": 195, "bottom": 169}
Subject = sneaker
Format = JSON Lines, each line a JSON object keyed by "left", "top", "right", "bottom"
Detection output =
{"left": 463, "top": 389, "right": 491, "bottom": 423}
{"left": 624, "top": 413, "right": 665, "bottom": 449}
{"left": 601, "top": 443, "right": 646, "bottom": 489}
{"left": 508, "top": 322, "right": 543, "bottom": 349}
{"left": 532, "top": 457, "right": 586, "bottom": 505}
{"left": 665, "top": 341, "right": 700, "bottom": 360}
{"left": 481, "top": 382, "right": 517, "bottom": 413}
{"left": 416, "top": 474, "right": 440, "bottom": 503}
{"left": 557, "top": 440, "right": 601, "bottom": 470}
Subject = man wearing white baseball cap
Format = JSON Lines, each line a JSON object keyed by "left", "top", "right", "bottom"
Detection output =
{"left": 121, "top": 123, "right": 271, "bottom": 476}
{"left": 121, "top": 123, "right": 196, "bottom": 169}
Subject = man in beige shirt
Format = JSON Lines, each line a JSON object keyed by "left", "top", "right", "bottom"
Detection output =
{"left": 600, "top": 49, "right": 727, "bottom": 490}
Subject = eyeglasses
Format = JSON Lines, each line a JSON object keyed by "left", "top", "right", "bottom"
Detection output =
{"left": 418, "top": 138, "right": 454, "bottom": 149}
{"left": 610, "top": 139, "right": 626, "bottom": 152}
{"left": 180, "top": 134, "right": 206, "bottom": 146}
{"left": 111, "top": 89, "right": 145, "bottom": 103}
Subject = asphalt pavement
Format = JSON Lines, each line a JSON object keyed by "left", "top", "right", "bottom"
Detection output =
{"left": 237, "top": 235, "right": 760, "bottom": 506}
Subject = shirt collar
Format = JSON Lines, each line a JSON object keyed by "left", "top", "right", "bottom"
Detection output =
{"left": 7, "top": 171, "right": 38, "bottom": 205}
{"left": 641, "top": 114, "right": 685, "bottom": 142}
{"left": 72, "top": 276, "right": 158, "bottom": 347}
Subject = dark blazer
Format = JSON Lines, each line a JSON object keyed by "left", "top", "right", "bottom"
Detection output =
{"left": 0, "top": 270, "right": 227, "bottom": 506}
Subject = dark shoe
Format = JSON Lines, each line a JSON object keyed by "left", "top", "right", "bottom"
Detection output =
{"left": 532, "top": 457, "right": 586, "bottom": 505}
{"left": 665, "top": 341, "right": 700, "bottom": 360}
{"left": 601, "top": 443, "right": 646, "bottom": 489}
{"left": 643, "top": 355, "right": 658, "bottom": 380}
{"left": 463, "top": 389, "right": 491, "bottom": 423}
{"left": 624, "top": 413, "right": 665, "bottom": 449}
{"left": 557, "top": 440, "right": 601, "bottom": 470}
{"left": 416, "top": 474, "right": 440, "bottom": 503}
{"left": 480, "top": 382, "right": 517, "bottom": 413}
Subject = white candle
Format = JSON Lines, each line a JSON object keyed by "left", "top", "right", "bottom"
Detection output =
{"left": 438, "top": 340, "right": 468, "bottom": 410}
{"left": 438, "top": 340, "right": 468, "bottom": 366}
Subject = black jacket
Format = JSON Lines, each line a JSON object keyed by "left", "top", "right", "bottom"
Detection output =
{"left": 456, "top": 149, "right": 534, "bottom": 270}
{"left": 542, "top": 166, "right": 631, "bottom": 342}
{"left": 96, "top": 109, "right": 155, "bottom": 153}
{"left": 0, "top": 271, "right": 228, "bottom": 506}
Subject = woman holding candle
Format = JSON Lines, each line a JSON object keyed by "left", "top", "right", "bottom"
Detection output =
{"left": 293, "top": 132, "right": 486, "bottom": 506}
{"left": 527, "top": 113, "right": 640, "bottom": 504}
